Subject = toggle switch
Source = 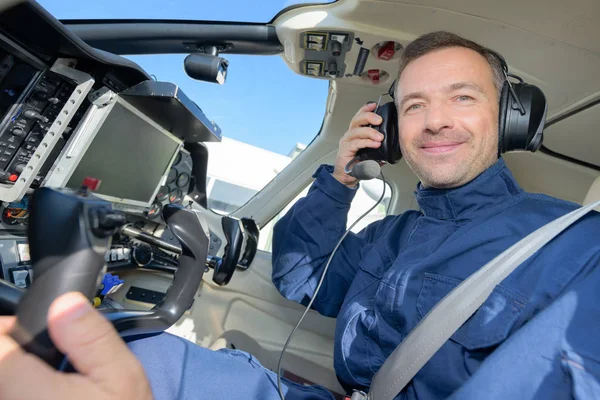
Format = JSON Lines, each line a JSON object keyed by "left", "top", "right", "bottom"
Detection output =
{"left": 22, "top": 109, "right": 49, "bottom": 123}
{"left": 331, "top": 40, "right": 342, "bottom": 57}
{"left": 328, "top": 63, "right": 338, "bottom": 77}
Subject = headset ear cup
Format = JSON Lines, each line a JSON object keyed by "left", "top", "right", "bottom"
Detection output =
{"left": 385, "top": 102, "right": 401, "bottom": 163}
{"left": 355, "top": 102, "right": 401, "bottom": 164}
{"left": 502, "top": 83, "right": 548, "bottom": 153}
{"left": 498, "top": 81, "right": 510, "bottom": 155}
{"left": 523, "top": 84, "right": 548, "bottom": 152}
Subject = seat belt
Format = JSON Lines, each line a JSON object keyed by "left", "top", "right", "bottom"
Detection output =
{"left": 360, "top": 199, "right": 600, "bottom": 400}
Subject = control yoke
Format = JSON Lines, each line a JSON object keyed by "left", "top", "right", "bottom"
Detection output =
{"left": 7, "top": 187, "right": 208, "bottom": 369}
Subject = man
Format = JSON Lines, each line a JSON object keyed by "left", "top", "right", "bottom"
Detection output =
{"left": 271, "top": 30, "right": 600, "bottom": 398}
{"left": 273, "top": 32, "right": 600, "bottom": 399}
{"left": 0, "top": 31, "right": 598, "bottom": 400}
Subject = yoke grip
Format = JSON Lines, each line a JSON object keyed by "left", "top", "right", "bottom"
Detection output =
{"left": 10, "top": 187, "right": 113, "bottom": 368}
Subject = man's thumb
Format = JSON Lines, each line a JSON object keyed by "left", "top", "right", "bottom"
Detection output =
{"left": 47, "top": 292, "right": 137, "bottom": 381}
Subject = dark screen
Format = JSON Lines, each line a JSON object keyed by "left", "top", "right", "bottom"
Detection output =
{"left": 67, "top": 101, "right": 181, "bottom": 203}
{"left": 0, "top": 58, "right": 38, "bottom": 118}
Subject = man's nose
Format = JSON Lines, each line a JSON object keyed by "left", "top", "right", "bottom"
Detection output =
{"left": 423, "top": 103, "right": 454, "bottom": 134}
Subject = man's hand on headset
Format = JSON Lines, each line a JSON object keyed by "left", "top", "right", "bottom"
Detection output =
{"left": 0, "top": 292, "right": 153, "bottom": 400}
{"left": 333, "top": 102, "right": 384, "bottom": 188}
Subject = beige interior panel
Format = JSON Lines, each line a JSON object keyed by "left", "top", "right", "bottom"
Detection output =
{"left": 109, "top": 251, "right": 345, "bottom": 394}
{"left": 275, "top": 0, "right": 600, "bottom": 118}
{"left": 504, "top": 151, "right": 598, "bottom": 204}
{"left": 388, "top": 0, "right": 600, "bottom": 53}
{"left": 543, "top": 103, "right": 600, "bottom": 167}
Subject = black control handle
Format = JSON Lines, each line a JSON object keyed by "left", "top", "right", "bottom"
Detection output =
{"left": 0, "top": 279, "right": 24, "bottom": 316}
{"left": 212, "top": 216, "right": 243, "bottom": 286}
{"left": 103, "top": 204, "right": 208, "bottom": 337}
{"left": 237, "top": 218, "right": 259, "bottom": 270}
{"left": 9, "top": 187, "right": 115, "bottom": 368}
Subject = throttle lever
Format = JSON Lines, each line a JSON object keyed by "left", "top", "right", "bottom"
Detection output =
{"left": 9, "top": 187, "right": 118, "bottom": 368}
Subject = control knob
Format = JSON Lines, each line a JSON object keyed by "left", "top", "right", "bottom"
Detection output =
{"left": 22, "top": 109, "right": 49, "bottom": 123}
{"left": 11, "top": 128, "right": 25, "bottom": 137}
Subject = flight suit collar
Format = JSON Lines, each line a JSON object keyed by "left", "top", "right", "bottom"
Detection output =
{"left": 415, "top": 158, "right": 524, "bottom": 221}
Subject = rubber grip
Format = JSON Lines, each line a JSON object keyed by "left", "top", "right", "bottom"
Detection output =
{"left": 9, "top": 187, "right": 111, "bottom": 368}
{"left": 0, "top": 279, "right": 24, "bottom": 315}
{"left": 10, "top": 251, "right": 106, "bottom": 367}
{"left": 213, "top": 216, "right": 243, "bottom": 286}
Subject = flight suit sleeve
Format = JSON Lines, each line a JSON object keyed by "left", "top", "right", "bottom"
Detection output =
{"left": 271, "top": 164, "right": 388, "bottom": 317}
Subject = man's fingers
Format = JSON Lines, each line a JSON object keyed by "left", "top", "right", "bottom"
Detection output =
{"left": 47, "top": 292, "right": 141, "bottom": 384}
{"left": 0, "top": 317, "right": 15, "bottom": 333}
{"left": 0, "top": 333, "right": 27, "bottom": 397}
{"left": 343, "top": 127, "right": 384, "bottom": 144}
{"left": 0, "top": 328, "right": 63, "bottom": 399}
{"left": 357, "top": 102, "right": 378, "bottom": 115}
{"left": 348, "top": 139, "right": 382, "bottom": 153}
{"left": 349, "top": 111, "right": 382, "bottom": 130}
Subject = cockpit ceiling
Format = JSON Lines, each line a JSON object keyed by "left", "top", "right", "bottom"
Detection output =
{"left": 273, "top": 0, "right": 600, "bottom": 166}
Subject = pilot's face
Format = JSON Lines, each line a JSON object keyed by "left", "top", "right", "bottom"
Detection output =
{"left": 395, "top": 46, "right": 499, "bottom": 189}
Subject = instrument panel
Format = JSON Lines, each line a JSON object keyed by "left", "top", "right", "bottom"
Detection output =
{"left": 0, "top": 51, "right": 87, "bottom": 190}
{"left": 149, "top": 149, "right": 194, "bottom": 219}
{"left": 0, "top": 1, "right": 258, "bottom": 295}
{"left": 0, "top": 39, "right": 220, "bottom": 228}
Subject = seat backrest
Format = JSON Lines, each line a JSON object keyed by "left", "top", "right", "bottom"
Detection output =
{"left": 583, "top": 175, "right": 600, "bottom": 211}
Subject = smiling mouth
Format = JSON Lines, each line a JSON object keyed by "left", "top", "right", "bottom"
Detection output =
{"left": 421, "top": 142, "right": 464, "bottom": 154}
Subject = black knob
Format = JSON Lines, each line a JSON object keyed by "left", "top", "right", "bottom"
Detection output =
{"left": 23, "top": 110, "right": 49, "bottom": 123}
{"left": 89, "top": 208, "right": 127, "bottom": 238}
{"left": 11, "top": 128, "right": 25, "bottom": 137}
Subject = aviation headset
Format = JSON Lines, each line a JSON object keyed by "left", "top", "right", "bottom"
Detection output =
{"left": 356, "top": 48, "right": 548, "bottom": 165}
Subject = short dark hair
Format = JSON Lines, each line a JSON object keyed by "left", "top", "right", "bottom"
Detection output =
{"left": 397, "top": 31, "right": 505, "bottom": 99}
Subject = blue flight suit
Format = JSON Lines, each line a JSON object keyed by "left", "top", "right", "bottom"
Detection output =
{"left": 127, "top": 158, "right": 600, "bottom": 399}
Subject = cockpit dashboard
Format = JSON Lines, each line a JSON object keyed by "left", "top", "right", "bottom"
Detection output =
{"left": 0, "top": 0, "right": 244, "bottom": 292}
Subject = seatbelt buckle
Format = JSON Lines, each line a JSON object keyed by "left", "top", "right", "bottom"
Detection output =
{"left": 345, "top": 389, "right": 368, "bottom": 400}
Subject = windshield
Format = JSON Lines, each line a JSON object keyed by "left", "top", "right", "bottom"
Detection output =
{"left": 124, "top": 53, "right": 328, "bottom": 214}
{"left": 35, "top": 0, "right": 331, "bottom": 215}
{"left": 37, "top": 0, "right": 337, "bottom": 22}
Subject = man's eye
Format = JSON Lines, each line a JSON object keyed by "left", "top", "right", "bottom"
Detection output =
{"left": 406, "top": 103, "right": 422, "bottom": 112}
{"left": 457, "top": 95, "right": 474, "bottom": 101}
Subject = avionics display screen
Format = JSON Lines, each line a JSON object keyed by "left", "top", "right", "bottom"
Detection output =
{"left": 67, "top": 99, "right": 181, "bottom": 206}
{"left": 0, "top": 54, "right": 38, "bottom": 118}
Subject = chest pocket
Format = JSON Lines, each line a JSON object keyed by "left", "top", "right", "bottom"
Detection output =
{"left": 416, "top": 272, "right": 528, "bottom": 350}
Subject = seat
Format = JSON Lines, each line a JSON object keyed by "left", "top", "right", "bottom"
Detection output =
{"left": 209, "top": 330, "right": 346, "bottom": 398}
{"left": 583, "top": 175, "right": 600, "bottom": 211}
